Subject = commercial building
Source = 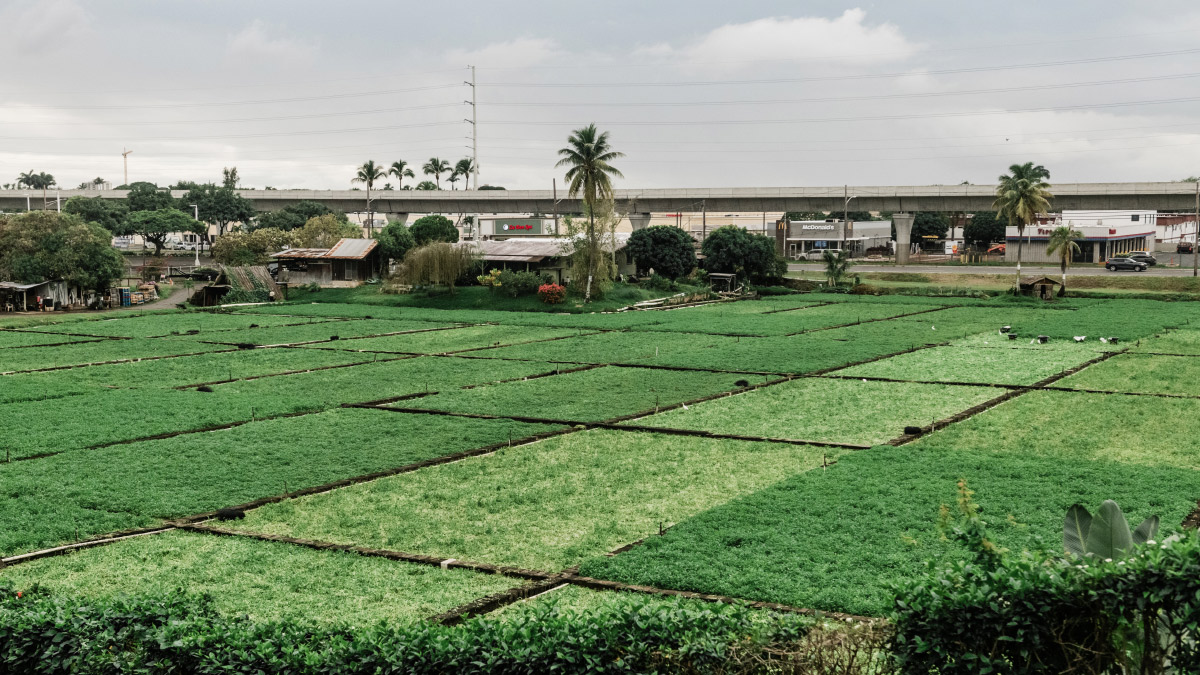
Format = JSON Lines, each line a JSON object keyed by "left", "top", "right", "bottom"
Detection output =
{"left": 775, "top": 219, "right": 893, "bottom": 258}
{"left": 1005, "top": 212, "right": 1154, "bottom": 264}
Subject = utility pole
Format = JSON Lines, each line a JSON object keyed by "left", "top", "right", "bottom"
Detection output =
{"left": 122, "top": 148, "right": 132, "bottom": 185}
{"left": 552, "top": 178, "right": 559, "bottom": 236}
{"left": 701, "top": 200, "right": 707, "bottom": 241}
{"left": 842, "top": 184, "right": 849, "bottom": 250}
{"left": 464, "top": 65, "right": 478, "bottom": 189}
{"left": 1193, "top": 179, "right": 1199, "bottom": 277}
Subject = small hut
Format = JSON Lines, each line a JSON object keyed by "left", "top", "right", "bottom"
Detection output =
{"left": 192, "top": 265, "right": 281, "bottom": 306}
{"left": 1019, "top": 275, "right": 1061, "bottom": 300}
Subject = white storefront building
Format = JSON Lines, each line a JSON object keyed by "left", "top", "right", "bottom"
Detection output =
{"left": 1004, "top": 211, "right": 1155, "bottom": 264}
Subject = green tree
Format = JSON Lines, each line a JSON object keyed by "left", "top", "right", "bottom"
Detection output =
{"left": 352, "top": 160, "right": 386, "bottom": 235}
{"left": 422, "top": 157, "right": 450, "bottom": 189}
{"left": 995, "top": 162, "right": 1053, "bottom": 287}
{"left": 626, "top": 225, "right": 696, "bottom": 278}
{"left": 295, "top": 214, "right": 362, "bottom": 248}
{"left": 388, "top": 160, "right": 415, "bottom": 190}
{"left": 124, "top": 182, "right": 177, "bottom": 213}
{"left": 0, "top": 211, "right": 125, "bottom": 292}
{"left": 222, "top": 167, "right": 240, "bottom": 189}
{"left": 454, "top": 158, "right": 476, "bottom": 189}
{"left": 701, "top": 225, "right": 785, "bottom": 283}
{"left": 392, "top": 242, "right": 477, "bottom": 292}
{"left": 123, "top": 208, "right": 204, "bottom": 255}
{"left": 446, "top": 170, "right": 461, "bottom": 190}
{"left": 822, "top": 249, "right": 853, "bottom": 287}
{"left": 375, "top": 221, "right": 416, "bottom": 268}
{"left": 181, "top": 184, "right": 255, "bottom": 238}
{"left": 63, "top": 196, "right": 128, "bottom": 232}
{"left": 556, "top": 123, "right": 625, "bottom": 302}
{"left": 253, "top": 201, "right": 342, "bottom": 232}
{"left": 212, "top": 228, "right": 296, "bottom": 266}
{"left": 478, "top": 184, "right": 505, "bottom": 190}
{"left": 409, "top": 214, "right": 459, "bottom": 245}
{"left": 1046, "top": 225, "right": 1082, "bottom": 296}
{"left": 17, "top": 171, "right": 56, "bottom": 209}
{"left": 415, "top": 181, "right": 438, "bottom": 191}
{"left": 963, "top": 211, "right": 1006, "bottom": 248}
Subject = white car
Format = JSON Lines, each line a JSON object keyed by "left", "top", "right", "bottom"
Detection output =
{"left": 801, "top": 248, "right": 843, "bottom": 261}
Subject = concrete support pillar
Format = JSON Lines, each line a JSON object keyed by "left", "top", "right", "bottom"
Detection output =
{"left": 893, "top": 212, "right": 914, "bottom": 265}
{"left": 629, "top": 212, "right": 652, "bottom": 230}
{"left": 386, "top": 213, "right": 409, "bottom": 227}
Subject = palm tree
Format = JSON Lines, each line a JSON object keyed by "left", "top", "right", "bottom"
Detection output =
{"left": 388, "top": 160, "right": 415, "bottom": 190}
{"left": 16, "top": 171, "right": 34, "bottom": 189}
{"left": 1046, "top": 225, "right": 1082, "bottom": 296}
{"left": 422, "top": 157, "right": 450, "bottom": 189}
{"left": 446, "top": 170, "right": 460, "bottom": 190}
{"left": 454, "top": 158, "right": 476, "bottom": 189}
{"left": 821, "top": 249, "right": 853, "bottom": 287}
{"left": 994, "top": 162, "right": 1052, "bottom": 289}
{"left": 555, "top": 123, "right": 625, "bottom": 302}
{"left": 352, "top": 160, "right": 386, "bottom": 235}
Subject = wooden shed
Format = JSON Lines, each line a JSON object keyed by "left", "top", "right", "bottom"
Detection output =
{"left": 1019, "top": 275, "right": 1061, "bottom": 300}
{"left": 272, "top": 238, "right": 382, "bottom": 287}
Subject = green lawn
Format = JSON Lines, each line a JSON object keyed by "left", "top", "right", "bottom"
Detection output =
{"left": 0, "top": 409, "right": 557, "bottom": 557}
{"left": 298, "top": 324, "right": 586, "bottom": 354}
{"left": 236, "top": 429, "right": 833, "bottom": 571}
{"left": 165, "top": 318, "right": 459, "bottom": 346}
{"left": 0, "top": 337, "right": 231, "bottom": 373}
{"left": 580, "top": 443, "right": 1199, "bottom": 616}
{"left": 1128, "top": 328, "right": 1200, "bottom": 354}
{"left": 397, "top": 366, "right": 755, "bottom": 421}
{"left": 629, "top": 378, "right": 1000, "bottom": 445}
{"left": 25, "top": 312, "right": 335, "bottom": 338}
{"left": 0, "top": 331, "right": 104, "bottom": 348}
{"left": 835, "top": 341, "right": 1106, "bottom": 385}
{"left": 1, "top": 531, "right": 514, "bottom": 625}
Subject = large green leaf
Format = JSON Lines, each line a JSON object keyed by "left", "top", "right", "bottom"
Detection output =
{"left": 1132, "top": 515, "right": 1160, "bottom": 545}
{"left": 1063, "top": 504, "right": 1092, "bottom": 558}
{"left": 1090, "top": 499, "right": 1134, "bottom": 559}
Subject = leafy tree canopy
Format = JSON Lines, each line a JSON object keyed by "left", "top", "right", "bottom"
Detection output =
{"left": 125, "top": 182, "right": 176, "bottom": 213}
{"left": 181, "top": 184, "right": 255, "bottom": 236}
{"left": 212, "top": 228, "right": 296, "bottom": 266}
{"left": 124, "top": 208, "right": 204, "bottom": 255}
{"left": 414, "top": 181, "right": 438, "bottom": 191}
{"left": 62, "top": 196, "right": 128, "bottom": 232}
{"left": 626, "top": 225, "right": 697, "bottom": 279}
{"left": 375, "top": 221, "right": 416, "bottom": 265}
{"left": 0, "top": 211, "right": 125, "bottom": 291}
{"left": 478, "top": 185, "right": 506, "bottom": 190}
{"left": 963, "top": 211, "right": 1006, "bottom": 247}
{"left": 409, "top": 214, "right": 459, "bottom": 245}
{"left": 252, "top": 201, "right": 343, "bottom": 232}
{"left": 294, "top": 214, "right": 362, "bottom": 248}
{"left": 700, "top": 225, "right": 786, "bottom": 283}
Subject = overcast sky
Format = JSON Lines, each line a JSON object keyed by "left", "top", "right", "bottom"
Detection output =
{"left": 3, "top": 1, "right": 1199, "bottom": 191}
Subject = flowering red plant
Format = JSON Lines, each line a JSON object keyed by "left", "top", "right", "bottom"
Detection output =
{"left": 538, "top": 283, "right": 566, "bottom": 304}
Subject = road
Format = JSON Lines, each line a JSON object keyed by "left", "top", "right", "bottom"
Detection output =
{"left": 788, "top": 260, "right": 1200, "bottom": 277}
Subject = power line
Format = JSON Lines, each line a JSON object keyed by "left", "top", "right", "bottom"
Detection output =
{"left": 482, "top": 48, "right": 1200, "bottom": 88}
{"left": 2, "top": 102, "right": 467, "bottom": 127}
{"left": 1, "top": 83, "right": 463, "bottom": 110}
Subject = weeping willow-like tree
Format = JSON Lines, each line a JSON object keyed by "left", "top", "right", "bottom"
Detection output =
{"left": 556, "top": 124, "right": 624, "bottom": 302}
{"left": 392, "top": 242, "right": 477, "bottom": 292}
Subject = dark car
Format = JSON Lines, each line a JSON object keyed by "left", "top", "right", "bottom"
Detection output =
{"left": 1126, "top": 251, "right": 1157, "bottom": 266}
{"left": 1178, "top": 242, "right": 1195, "bottom": 254}
{"left": 1106, "top": 257, "right": 1148, "bottom": 272}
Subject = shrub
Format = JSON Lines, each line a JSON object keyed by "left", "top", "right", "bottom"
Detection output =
{"left": 497, "top": 270, "right": 542, "bottom": 297}
{"left": 538, "top": 283, "right": 566, "bottom": 304}
{"left": 626, "top": 225, "right": 697, "bottom": 279}
{"left": 645, "top": 273, "right": 676, "bottom": 292}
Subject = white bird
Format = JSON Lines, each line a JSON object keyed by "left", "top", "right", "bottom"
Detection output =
{"left": 1030, "top": 338, "right": 1037, "bottom": 344}
{"left": 1073, "top": 336, "right": 1086, "bottom": 342}
{"left": 681, "top": 403, "right": 688, "bottom": 410}
{"left": 1100, "top": 337, "right": 1108, "bottom": 344}
{"left": 931, "top": 325, "right": 936, "bottom": 330}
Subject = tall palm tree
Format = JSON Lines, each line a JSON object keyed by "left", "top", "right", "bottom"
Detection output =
{"left": 423, "top": 157, "right": 450, "bottom": 189}
{"left": 352, "top": 160, "right": 386, "bottom": 235}
{"left": 994, "top": 162, "right": 1052, "bottom": 289}
{"left": 454, "top": 158, "right": 476, "bottom": 189}
{"left": 16, "top": 171, "right": 34, "bottom": 189}
{"left": 446, "top": 170, "right": 460, "bottom": 190}
{"left": 1046, "top": 225, "right": 1082, "bottom": 296}
{"left": 388, "top": 160, "right": 415, "bottom": 190}
{"left": 555, "top": 123, "right": 625, "bottom": 302}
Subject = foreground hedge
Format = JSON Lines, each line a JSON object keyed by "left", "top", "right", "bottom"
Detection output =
{"left": 0, "top": 583, "right": 816, "bottom": 674}
{"left": 890, "top": 531, "right": 1200, "bottom": 674}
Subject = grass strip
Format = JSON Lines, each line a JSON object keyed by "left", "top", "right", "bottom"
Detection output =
{"left": 235, "top": 429, "right": 835, "bottom": 571}
{"left": 0, "top": 408, "right": 558, "bottom": 557}
{"left": 0, "top": 531, "right": 515, "bottom": 626}
{"left": 628, "top": 378, "right": 1000, "bottom": 446}
{"left": 1056, "top": 352, "right": 1200, "bottom": 396}
{"left": 835, "top": 340, "right": 1107, "bottom": 386}
{"left": 25, "top": 312, "right": 336, "bottom": 338}
{"left": 579, "top": 443, "right": 1200, "bottom": 616}
{"left": 0, "top": 338, "right": 232, "bottom": 374}
{"left": 298, "top": 325, "right": 588, "bottom": 354}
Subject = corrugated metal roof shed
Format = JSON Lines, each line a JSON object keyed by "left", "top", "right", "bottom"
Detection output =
{"left": 0, "top": 281, "right": 48, "bottom": 291}
{"left": 273, "top": 248, "right": 330, "bottom": 259}
{"left": 326, "top": 238, "right": 378, "bottom": 259}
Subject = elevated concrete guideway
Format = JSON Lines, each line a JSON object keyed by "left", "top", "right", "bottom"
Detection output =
{"left": 2, "top": 182, "right": 1195, "bottom": 214}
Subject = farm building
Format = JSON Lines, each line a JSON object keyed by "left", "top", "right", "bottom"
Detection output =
{"left": 271, "top": 238, "right": 382, "bottom": 287}
{"left": 459, "top": 235, "right": 636, "bottom": 284}
{"left": 0, "top": 279, "right": 97, "bottom": 312}
{"left": 191, "top": 265, "right": 281, "bottom": 307}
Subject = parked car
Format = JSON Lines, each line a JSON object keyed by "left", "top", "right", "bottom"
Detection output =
{"left": 801, "top": 248, "right": 843, "bottom": 261}
{"left": 1105, "top": 257, "right": 1148, "bottom": 272}
{"left": 1178, "top": 242, "right": 1195, "bottom": 254}
{"left": 1125, "top": 252, "right": 1157, "bottom": 266}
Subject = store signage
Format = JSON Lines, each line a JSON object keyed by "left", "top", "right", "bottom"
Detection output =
{"left": 801, "top": 223, "right": 836, "bottom": 231}
{"left": 502, "top": 224, "right": 533, "bottom": 230}
{"left": 493, "top": 219, "right": 543, "bottom": 235}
